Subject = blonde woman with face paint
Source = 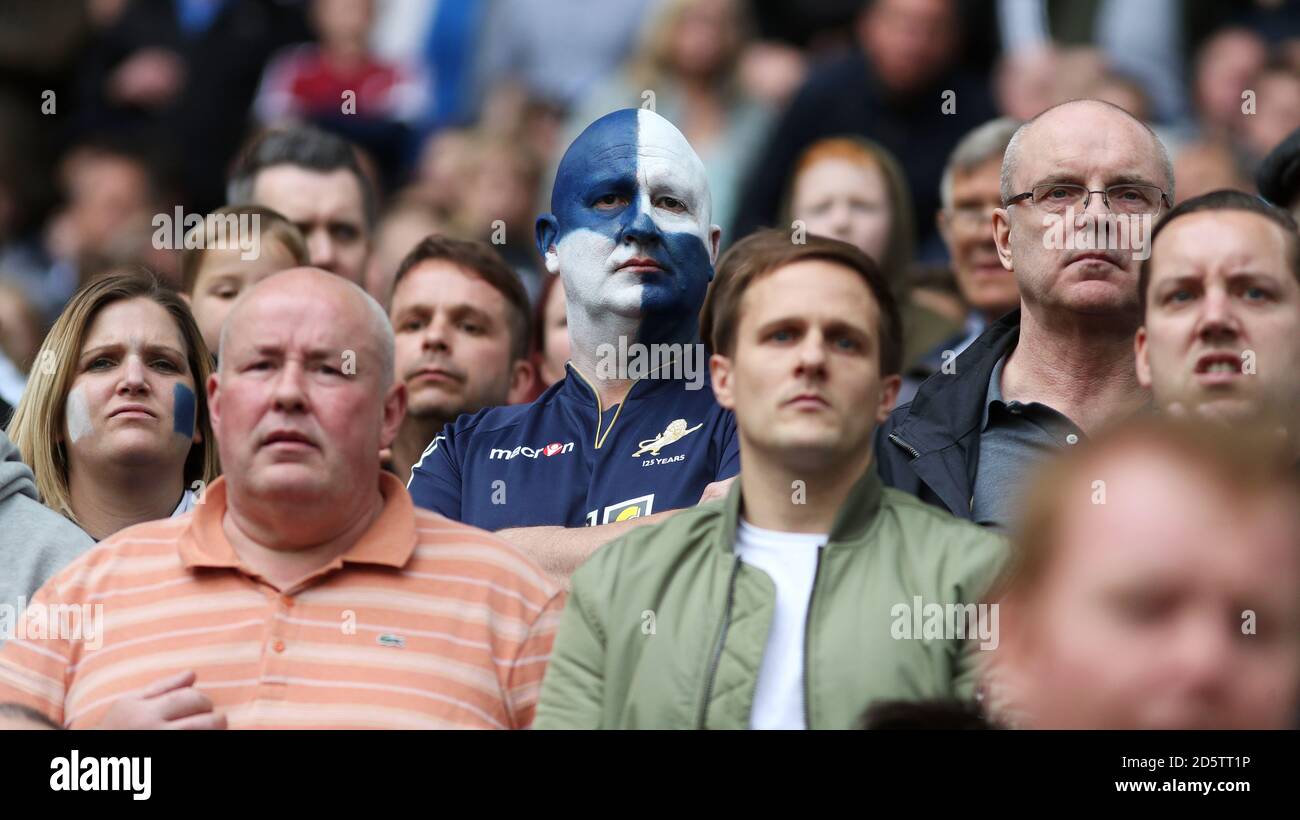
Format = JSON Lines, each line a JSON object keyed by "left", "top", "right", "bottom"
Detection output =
{"left": 6, "top": 270, "right": 219, "bottom": 541}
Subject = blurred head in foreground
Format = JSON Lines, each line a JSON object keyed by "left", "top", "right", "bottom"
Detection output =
{"left": 988, "top": 417, "right": 1300, "bottom": 729}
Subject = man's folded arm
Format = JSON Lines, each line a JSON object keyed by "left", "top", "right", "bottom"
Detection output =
{"left": 497, "top": 510, "right": 681, "bottom": 585}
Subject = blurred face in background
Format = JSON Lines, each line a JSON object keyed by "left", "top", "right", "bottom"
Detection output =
{"left": 1090, "top": 74, "right": 1150, "bottom": 122}
{"left": 858, "top": 0, "right": 957, "bottom": 94}
{"left": 57, "top": 151, "right": 153, "bottom": 259}
{"left": 1241, "top": 69, "right": 1300, "bottom": 162}
{"left": 997, "top": 445, "right": 1300, "bottom": 729}
{"left": 312, "top": 0, "right": 373, "bottom": 51}
{"left": 667, "top": 0, "right": 739, "bottom": 81}
{"left": 365, "top": 204, "right": 448, "bottom": 306}
{"left": 417, "top": 129, "right": 474, "bottom": 216}
{"left": 1171, "top": 143, "right": 1249, "bottom": 204}
{"left": 995, "top": 49, "right": 1060, "bottom": 121}
{"left": 251, "top": 165, "right": 371, "bottom": 286}
{"left": 1137, "top": 210, "right": 1300, "bottom": 426}
{"left": 939, "top": 156, "right": 1019, "bottom": 319}
{"left": 1194, "top": 29, "right": 1267, "bottom": 135}
{"left": 459, "top": 143, "right": 537, "bottom": 239}
{"left": 0, "top": 282, "right": 44, "bottom": 374}
{"left": 188, "top": 240, "right": 303, "bottom": 355}
{"left": 791, "top": 158, "right": 891, "bottom": 264}
{"left": 538, "top": 276, "right": 570, "bottom": 386}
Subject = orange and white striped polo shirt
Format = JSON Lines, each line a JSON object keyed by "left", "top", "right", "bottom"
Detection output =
{"left": 0, "top": 473, "right": 564, "bottom": 729}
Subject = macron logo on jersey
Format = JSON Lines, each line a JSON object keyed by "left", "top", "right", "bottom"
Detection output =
{"left": 489, "top": 441, "right": 575, "bottom": 460}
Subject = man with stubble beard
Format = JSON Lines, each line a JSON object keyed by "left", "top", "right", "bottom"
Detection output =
{"left": 387, "top": 236, "right": 536, "bottom": 482}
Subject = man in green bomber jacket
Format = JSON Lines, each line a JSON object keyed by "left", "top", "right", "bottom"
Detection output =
{"left": 535, "top": 230, "right": 1009, "bottom": 730}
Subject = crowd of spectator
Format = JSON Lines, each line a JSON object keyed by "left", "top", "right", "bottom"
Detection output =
{"left": 0, "top": 0, "right": 1298, "bottom": 730}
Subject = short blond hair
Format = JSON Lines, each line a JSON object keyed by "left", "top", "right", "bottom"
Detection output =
{"left": 5, "top": 269, "right": 220, "bottom": 523}
{"left": 179, "top": 205, "right": 309, "bottom": 294}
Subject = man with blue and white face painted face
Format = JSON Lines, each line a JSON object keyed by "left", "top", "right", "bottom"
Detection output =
{"left": 409, "top": 109, "right": 739, "bottom": 584}
{"left": 539, "top": 108, "right": 720, "bottom": 354}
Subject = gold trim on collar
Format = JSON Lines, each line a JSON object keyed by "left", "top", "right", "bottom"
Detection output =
{"left": 568, "top": 355, "right": 681, "bottom": 450}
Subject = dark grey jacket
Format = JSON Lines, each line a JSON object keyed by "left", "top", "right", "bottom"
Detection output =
{"left": 0, "top": 430, "right": 94, "bottom": 640}
{"left": 875, "top": 310, "right": 1020, "bottom": 519}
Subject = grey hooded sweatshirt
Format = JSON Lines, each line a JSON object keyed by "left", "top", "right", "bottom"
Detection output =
{"left": 0, "top": 430, "right": 94, "bottom": 637}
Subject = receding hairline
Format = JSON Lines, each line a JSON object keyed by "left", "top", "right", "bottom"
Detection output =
{"left": 219, "top": 269, "right": 394, "bottom": 384}
{"left": 1000, "top": 99, "right": 1174, "bottom": 204}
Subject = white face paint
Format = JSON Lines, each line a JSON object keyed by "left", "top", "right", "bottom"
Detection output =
{"left": 543, "top": 109, "right": 718, "bottom": 351}
{"left": 66, "top": 386, "right": 93, "bottom": 444}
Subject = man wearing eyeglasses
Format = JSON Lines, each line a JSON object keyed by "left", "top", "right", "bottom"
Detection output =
{"left": 877, "top": 99, "right": 1168, "bottom": 530}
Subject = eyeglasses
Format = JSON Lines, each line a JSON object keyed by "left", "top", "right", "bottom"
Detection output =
{"left": 1004, "top": 183, "right": 1171, "bottom": 215}
{"left": 945, "top": 205, "right": 1000, "bottom": 228}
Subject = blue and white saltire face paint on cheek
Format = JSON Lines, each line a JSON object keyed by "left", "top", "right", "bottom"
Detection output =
{"left": 537, "top": 108, "right": 719, "bottom": 350}
{"left": 66, "top": 387, "right": 94, "bottom": 444}
{"left": 172, "top": 383, "right": 196, "bottom": 439}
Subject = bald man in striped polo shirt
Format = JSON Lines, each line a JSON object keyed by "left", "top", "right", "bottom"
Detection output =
{"left": 0, "top": 268, "right": 563, "bottom": 729}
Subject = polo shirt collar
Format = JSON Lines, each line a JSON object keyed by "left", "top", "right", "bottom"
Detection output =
{"left": 180, "top": 473, "right": 418, "bottom": 571}
{"left": 980, "top": 353, "right": 1010, "bottom": 433}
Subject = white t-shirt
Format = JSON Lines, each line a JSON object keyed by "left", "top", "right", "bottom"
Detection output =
{"left": 733, "top": 518, "right": 827, "bottom": 730}
{"left": 171, "top": 489, "right": 197, "bottom": 517}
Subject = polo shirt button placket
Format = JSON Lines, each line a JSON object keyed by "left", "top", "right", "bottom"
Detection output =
{"left": 273, "top": 592, "right": 294, "bottom": 657}
{"left": 273, "top": 595, "right": 293, "bottom": 654}
{"left": 260, "top": 589, "right": 295, "bottom": 697}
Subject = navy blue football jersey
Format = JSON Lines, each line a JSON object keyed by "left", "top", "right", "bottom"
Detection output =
{"left": 407, "top": 363, "right": 740, "bottom": 529}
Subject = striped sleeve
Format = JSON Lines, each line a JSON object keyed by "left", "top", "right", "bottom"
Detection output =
{"left": 0, "top": 578, "right": 77, "bottom": 726}
{"left": 503, "top": 589, "right": 565, "bottom": 729}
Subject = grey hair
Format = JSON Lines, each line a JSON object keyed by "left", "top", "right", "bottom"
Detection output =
{"left": 999, "top": 99, "right": 1175, "bottom": 205}
{"left": 940, "top": 117, "right": 1022, "bottom": 210}
{"left": 218, "top": 271, "right": 396, "bottom": 390}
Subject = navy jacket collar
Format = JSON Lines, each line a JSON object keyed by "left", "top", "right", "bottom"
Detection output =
{"left": 892, "top": 308, "right": 1021, "bottom": 455}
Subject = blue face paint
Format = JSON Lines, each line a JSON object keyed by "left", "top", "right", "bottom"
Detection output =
{"left": 634, "top": 215, "right": 713, "bottom": 346}
{"left": 173, "top": 383, "right": 196, "bottom": 439}
{"left": 537, "top": 109, "right": 714, "bottom": 348}
{"left": 545, "top": 108, "right": 641, "bottom": 236}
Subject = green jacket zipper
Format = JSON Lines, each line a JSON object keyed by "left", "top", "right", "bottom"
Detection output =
{"left": 697, "top": 555, "right": 744, "bottom": 729}
{"left": 802, "top": 546, "right": 825, "bottom": 730}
